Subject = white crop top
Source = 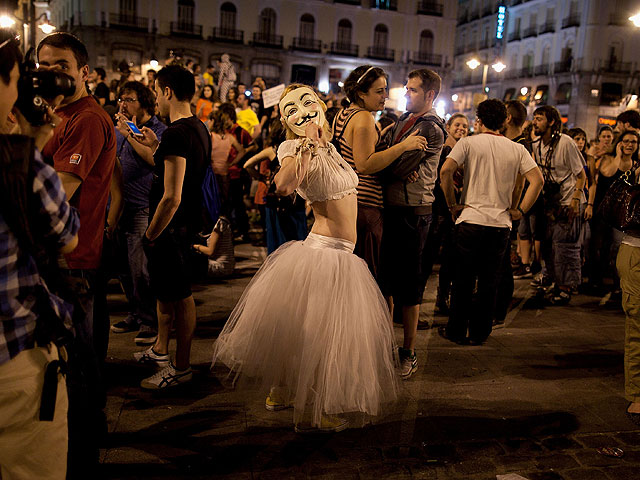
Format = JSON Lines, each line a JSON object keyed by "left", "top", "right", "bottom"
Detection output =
{"left": 277, "top": 139, "right": 358, "bottom": 203}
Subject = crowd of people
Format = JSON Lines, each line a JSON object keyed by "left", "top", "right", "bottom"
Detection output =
{"left": 1, "top": 28, "right": 640, "bottom": 478}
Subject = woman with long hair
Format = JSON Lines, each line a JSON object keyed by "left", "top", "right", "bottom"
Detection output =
{"left": 196, "top": 84, "right": 216, "bottom": 123}
{"left": 212, "top": 84, "right": 398, "bottom": 433}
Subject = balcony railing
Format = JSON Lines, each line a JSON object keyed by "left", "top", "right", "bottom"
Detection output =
{"left": 410, "top": 51, "right": 442, "bottom": 66}
{"left": 330, "top": 42, "right": 359, "bottom": 57}
{"left": 417, "top": 1, "right": 444, "bottom": 16}
{"left": 468, "top": 10, "right": 480, "bottom": 21}
{"left": 211, "top": 27, "right": 244, "bottom": 43}
{"left": 603, "top": 61, "right": 632, "bottom": 74}
{"left": 170, "top": 21, "right": 203, "bottom": 37}
{"left": 369, "top": 0, "right": 397, "bottom": 10}
{"left": 554, "top": 59, "right": 572, "bottom": 73}
{"left": 367, "top": 46, "right": 395, "bottom": 61}
{"left": 252, "top": 32, "right": 283, "bottom": 48}
{"left": 479, "top": 38, "right": 495, "bottom": 49}
{"left": 482, "top": 5, "right": 495, "bottom": 17}
{"left": 519, "top": 66, "right": 534, "bottom": 77}
{"left": 291, "top": 37, "right": 322, "bottom": 52}
{"left": 109, "top": 13, "right": 148, "bottom": 31}
{"left": 334, "top": 0, "right": 361, "bottom": 5}
{"left": 508, "top": 31, "right": 521, "bottom": 41}
{"left": 562, "top": 14, "right": 580, "bottom": 28}
{"left": 538, "top": 21, "right": 555, "bottom": 34}
{"left": 454, "top": 44, "right": 465, "bottom": 56}
{"left": 534, "top": 64, "right": 549, "bottom": 76}
{"left": 457, "top": 13, "right": 468, "bottom": 25}
{"left": 523, "top": 26, "right": 537, "bottom": 38}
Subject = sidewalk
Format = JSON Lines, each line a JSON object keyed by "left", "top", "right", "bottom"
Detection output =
{"left": 101, "top": 244, "right": 639, "bottom": 479}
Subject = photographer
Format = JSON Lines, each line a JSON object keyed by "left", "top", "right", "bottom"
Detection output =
{"left": 38, "top": 32, "right": 116, "bottom": 476}
{"left": 0, "top": 31, "right": 80, "bottom": 479}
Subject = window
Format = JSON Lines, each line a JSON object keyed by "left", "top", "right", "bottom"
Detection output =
{"left": 373, "top": 24, "right": 388, "bottom": 49}
{"left": 601, "top": 82, "right": 623, "bottom": 106}
{"left": 608, "top": 40, "right": 623, "bottom": 65}
{"left": 554, "top": 82, "right": 571, "bottom": 104}
{"left": 503, "top": 87, "right": 516, "bottom": 101}
{"left": 533, "top": 85, "right": 549, "bottom": 105}
{"left": 419, "top": 30, "right": 434, "bottom": 54}
{"left": 220, "top": 2, "right": 237, "bottom": 31}
{"left": 300, "top": 14, "right": 315, "bottom": 40}
{"left": 120, "top": 0, "right": 136, "bottom": 16}
{"left": 541, "top": 45, "right": 550, "bottom": 65}
{"left": 337, "top": 19, "right": 352, "bottom": 46}
{"left": 251, "top": 60, "right": 281, "bottom": 86}
{"left": 112, "top": 46, "right": 142, "bottom": 74}
{"left": 178, "top": 0, "right": 194, "bottom": 28}
{"left": 259, "top": 8, "right": 276, "bottom": 36}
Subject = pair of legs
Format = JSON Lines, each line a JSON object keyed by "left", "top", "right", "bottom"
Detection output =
{"left": 387, "top": 300, "right": 420, "bottom": 351}
{"left": 543, "top": 206, "right": 583, "bottom": 293}
{"left": 153, "top": 296, "right": 196, "bottom": 371}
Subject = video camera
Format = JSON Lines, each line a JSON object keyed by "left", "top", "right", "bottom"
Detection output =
{"left": 14, "top": 48, "right": 75, "bottom": 126}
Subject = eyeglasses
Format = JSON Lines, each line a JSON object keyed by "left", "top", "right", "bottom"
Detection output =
{"left": 622, "top": 140, "right": 638, "bottom": 145}
{"left": 118, "top": 97, "right": 138, "bottom": 104}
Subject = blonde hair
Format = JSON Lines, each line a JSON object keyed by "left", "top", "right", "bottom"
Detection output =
{"left": 280, "top": 83, "right": 333, "bottom": 141}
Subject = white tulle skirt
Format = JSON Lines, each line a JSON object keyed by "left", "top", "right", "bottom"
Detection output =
{"left": 212, "top": 232, "right": 398, "bottom": 427}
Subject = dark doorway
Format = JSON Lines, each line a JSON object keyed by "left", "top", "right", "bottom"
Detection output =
{"left": 291, "top": 64, "right": 317, "bottom": 85}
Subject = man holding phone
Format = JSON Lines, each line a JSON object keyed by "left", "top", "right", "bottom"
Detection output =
{"left": 113, "top": 81, "right": 166, "bottom": 347}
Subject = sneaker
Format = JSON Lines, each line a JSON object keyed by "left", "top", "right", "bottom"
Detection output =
{"left": 548, "top": 288, "right": 571, "bottom": 306}
{"left": 398, "top": 348, "right": 418, "bottom": 380}
{"left": 530, "top": 261, "right": 542, "bottom": 275}
{"left": 513, "top": 264, "right": 532, "bottom": 279}
{"left": 265, "top": 394, "right": 292, "bottom": 411}
{"left": 294, "top": 415, "right": 349, "bottom": 434}
{"left": 133, "top": 346, "right": 170, "bottom": 368}
{"left": 140, "top": 363, "right": 192, "bottom": 390}
{"left": 135, "top": 327, "right": 158, "bottom": 346}
{"left": 530, "top": 273, "right": 552, "bottom": 288}
{"left": 110, "top": 318, "right": 138, "bottom": 333}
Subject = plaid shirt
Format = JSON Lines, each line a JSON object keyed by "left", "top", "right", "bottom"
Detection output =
{"left": 0, "top": 151, "right": 79, "bottom": 365}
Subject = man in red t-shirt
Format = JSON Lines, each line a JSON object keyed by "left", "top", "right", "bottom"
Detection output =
{"left": 38, "top": 32, "right": 116, "bottom": 478}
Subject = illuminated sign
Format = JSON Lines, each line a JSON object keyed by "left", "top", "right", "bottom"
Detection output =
{"left": 598, "top": 117, "right": 616, "bottom": 126}
{"left": 496, "top": 5, "right": 506, "bottom": 39}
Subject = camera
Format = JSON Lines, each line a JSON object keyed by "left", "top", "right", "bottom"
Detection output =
{"left": 15, "top": 48, "right": 75, "bottom": 126}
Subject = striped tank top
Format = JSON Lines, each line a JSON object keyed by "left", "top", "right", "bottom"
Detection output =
{"left": 333, "top": 107, "right": 384, "bottom": 209}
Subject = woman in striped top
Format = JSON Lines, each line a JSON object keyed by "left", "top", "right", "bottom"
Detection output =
{"left": 333, "top": 65, "right": 427, "bottom": 281}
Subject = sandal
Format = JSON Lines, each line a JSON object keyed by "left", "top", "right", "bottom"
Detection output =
{"left": 549, "top": 289, "right": 571, "bottom": 306}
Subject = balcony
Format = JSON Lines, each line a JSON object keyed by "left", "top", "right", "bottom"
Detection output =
{"left": 482, "top": 5, "right": 495, "bottom": 17}
{"left": 457, "top": 13, "right": 468, "bottom": 25}
{"left": 534, "top": 64, "right": 549, "bottom": 76}
{"left": 554, "top": 59, "right": 572, "bottom": 73}
{"left": 603, "top": 61, "right": 632, "bottom": 74}
{"left": 562, "top": 14, "right": 580, "bottom": 29}
{"left": 170, "top": 21, "right": 203, "bottom": 38}
{"left": 291, "top": 37, "right": 322, "bottom": 53}
{"left": 468, "top": 10, "right": 480, "bottom": 21}
{"left": 252, "top": 32, "right": 284, "bottom": 48}
{"left": 523, "top": 26, "right": 537, "bottom": 38}
{"left": 454, "top": 44, "right": 465, "bottom": 56}
{"left": 479, "top": 38, "right": 495, "bottom": 49}
{"left": 211, "top": 27, "right": 244, "bottom": 43}
{"left": 452, "top": 74, "right": 473, "bottom": 88}
{"left": 609, "top": 13, "right": 629, "bottom": 26}
{"left": 330, "top": 42, "right": 359, "bottom": 57}
{"left": 369, "top": 0, "right": 397, "bottom": 10}
{"left": 508, "top": 31, "right": 521, "bottom": 41}
{"left": 334, "top": 0, "right": 361, "bottom": 5}
{"left": 410, "top": 51, "right": 442, "bottom": 66}
{"left": 109, "top": 13, "right": 148, "bottom": 31}
{"left": 367, "top": 46, "right": 395, "bottom": 61}
{"left": 538, "top": 21, "right": 555, "bottom": 34}
{"left": 417, "top": 1, "right": 444, "bottom": 16}
{"left": 519, "top": 66, "right": 534, "bottom": 77}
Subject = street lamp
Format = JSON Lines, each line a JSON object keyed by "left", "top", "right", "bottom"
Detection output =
{"left": 466, "top": 58, "right": 507, "bottom": 96}
{"left": 629, "top": 12, "right": 640, "bottom": 27}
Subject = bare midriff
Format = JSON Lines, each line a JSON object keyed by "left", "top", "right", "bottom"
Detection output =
{"left": 308, "top": 193, "right": 358, "bottom": 244}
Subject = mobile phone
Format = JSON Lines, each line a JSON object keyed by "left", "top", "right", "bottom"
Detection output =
{"left": 125, "top": 120, "right": 143, "bottom": 137}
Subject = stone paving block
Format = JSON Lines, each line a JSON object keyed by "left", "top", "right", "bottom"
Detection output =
{"left": 456, "top": 439, "right": 506, "bottom": 457}
{"left": 523, "top": 472, "right": 566, "bottom": 480}
{"left": 408, "top": 464, "right": 439, "bottom": 479}
{"left": 560, "top": 468, "right": 609, "bottom": 480}
{"left": 493, "top": 454, "right": 538, "bottom": 471}
{"left": 358, "top": 462, "right": 411, "bottom": 479}
{"left": 254, "top": 467, "right": 306, "bottom": 480}
{"left": 573, "top": 450, "right": 625, "bottom": 467}
{"left": 603, "top": 465, "right": 640, "bottom": 479}
{"left": 500, "top": 438, "right": 546, "bottom": 454}
{"left": 614, "top": 431, "right": 640, "bottom": 445}
{"left": 450, "top": 457, "right": 497, "bottom": 476}
{"left": 540, "top": 436, "right": 582, "bottom": 451}
{"left": 572, "top": 434, "right": 623, "bottom": 448}
{"left": 534, "top": 454, "right": 580, "bottom": 470}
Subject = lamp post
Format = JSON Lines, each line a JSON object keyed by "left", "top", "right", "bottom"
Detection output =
{"left": 629, "top": 12, "right": 640, "bottom": 27}
{"left": 466, "top": 57, "right": 506, "bottom": 97}
{"left": 0, "top": 0, "right": 55, "bottom": 52}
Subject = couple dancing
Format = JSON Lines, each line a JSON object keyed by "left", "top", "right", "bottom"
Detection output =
{"left": 212, "top": 84, "right": 400, "bottom": 432}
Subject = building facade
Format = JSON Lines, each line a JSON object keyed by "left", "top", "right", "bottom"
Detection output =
{"left": 45, "top": 0, "right": 456, "bottom": 109}
{"left": 451, "top": 0, "right": 640, "bottom": 138}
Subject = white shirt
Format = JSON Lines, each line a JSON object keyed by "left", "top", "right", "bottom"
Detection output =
{"left": 448, "top": 133, "right": 538, "bottom": 228}
{"left": 532, "top": 133, "right": 586, "bottom": 205}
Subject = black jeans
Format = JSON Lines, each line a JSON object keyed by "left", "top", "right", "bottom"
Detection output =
{"left": 447, "top": 222, "right": 510, "bottom": 342}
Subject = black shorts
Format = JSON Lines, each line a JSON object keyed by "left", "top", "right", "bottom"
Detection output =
{"left": 379, "top": 206, "right": 433, "bottom": 306}
{"left": 144, "top": 227, "right": 206, "bottom": 303}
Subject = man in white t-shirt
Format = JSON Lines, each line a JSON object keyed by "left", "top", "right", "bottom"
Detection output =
{"left": 531, "top": 105, "right": 587, "bottom": 305}
{"left": 440, "top": 99, "right": 544, "bottom": 345}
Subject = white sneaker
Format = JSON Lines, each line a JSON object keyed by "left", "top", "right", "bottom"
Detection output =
{"left": 140, "top": 363, "right": 192, "bottom": 390}
{"left": 133, "top": 346, "right": 170, "bottom": 368}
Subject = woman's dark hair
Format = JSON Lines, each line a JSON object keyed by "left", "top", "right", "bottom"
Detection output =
{"left": 118, "top": 81, "right": 156, "bottom": 116}
{"left": 613, "top": 130, "right": 640, "bottom": 163}
{"left": 0, "top": 30, "right": 22, "bottom": 84}
{"left": 37, "top": 32, "right": 88, "bottom": 68}
{"left": 156, "top": 65, "right": 195, "bottom": 102}
{"left": 446, "top": 113, "right": 468, "bottom": 128}
{"left": 378, "top": 113, "right": 397, "bottom": 131}
{"left": 210, "top": 102, "right": 237, "bottom": 134}
{"left": 266, "top": 119, "right": 285, "bottom": 149}
{"left": 567, "top": 127, "right": 588, "bottom": 151}
{"left": 201, "top": 84, "right": 214, "bottom": 100}
{"left": 598, "top": 125, "right": 614, "bottom": 139}
{"left": 476, "top": 99, "right": 507, "bottom": 131}
{"left": 227, "top": 86, "right": 239, "bottom": 101}
{"left": 343, "top": 65, "right": 387, "bottom": 107}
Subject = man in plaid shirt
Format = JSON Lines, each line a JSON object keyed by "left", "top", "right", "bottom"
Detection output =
{"left": 0, "top": 31, "right": 79, "bottom": 479}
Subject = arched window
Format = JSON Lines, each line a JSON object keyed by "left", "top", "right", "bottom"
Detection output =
{"left": 178, "top": 0, "right": 194, "bottom": 28}
{"left": 120, "top": 0, "right": 136, "bottom": 17}
{"left": 608, "top": 40, "right": 623, "bottom": 66}
{"left": 300, "top": 14, "right": 315, "bottom": 40}
{"left": 373, "top": 24, "right": 388, "bottom": 49}
{"left": 220, "top": 2, "right": 236, "bottom": 32}
{"left": 419, "top": 29, "right": 434, "bottom": 54}
{"left": 541, "top": 45, "right": 550, "bottom": 65}
{"left": 259, "top": 8, "right": 276, "bottom": 36}
{"left": 337, "top": 19, "right": 352, "bottom": 46}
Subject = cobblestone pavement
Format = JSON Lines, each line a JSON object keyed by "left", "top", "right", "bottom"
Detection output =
{"left": 101, "top": 244, "right": 640, "bottom": 479}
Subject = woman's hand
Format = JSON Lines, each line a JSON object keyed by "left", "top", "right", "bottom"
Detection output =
{"left": 304, "top": 123, "right": 327, "bottom": 147}
{"left": 401, "top": 130, "right": 428, "bottom": 152}
{"left": 584, "top": 204, "right": 593, "bottom": 220}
